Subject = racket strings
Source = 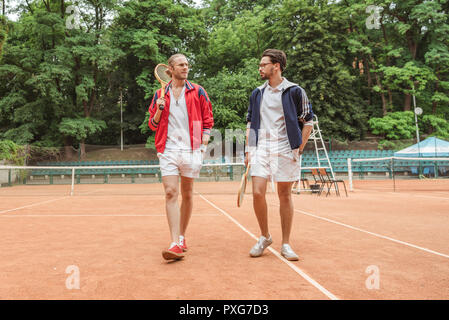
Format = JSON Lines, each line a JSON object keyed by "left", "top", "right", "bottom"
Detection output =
{"left": 155, "top": 65, "right": 171, "bottom": 83}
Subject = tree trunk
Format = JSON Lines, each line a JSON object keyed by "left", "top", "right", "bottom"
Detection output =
{"left": 406, "top": 31, "right": 417, "bottom": 60}
{"left": 404, "top": 94, "right": 411, "bottom": 111}
{"left": 24, "top": 0, "right": 34, "bottom": 14}
{"left": 381, "top": 21, "right": 393, "bottom": 108}
{"left": 404, "top": 29, "right": 417, "bottom": 111}
{"left": 43, "top": 0, "right": 50, "bottom": 12}
{"left": 375, "top": 72, "right": 387, "bottom": 116}
{"left": 83, "top": 100, "right": 89, "bottom": 117}
{"left": 61, "top": 0, "right": 65, "bottom": 18}
{"left": 80, "top": 140, "right": 86, "bottom": 159}
{"left": 365, "top": 58, "right": 372, "bottom": 88}
{"left": 364, "top": 58, "right": 372, "bottom": 105}
{"left": 64, "top": 136, "right": 75, "bottom": 160}
{"left": 370, "top": 56, "right": 387, "bottom": 115}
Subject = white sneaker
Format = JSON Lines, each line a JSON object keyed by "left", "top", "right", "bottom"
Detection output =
{"left": 281, "top": 244, "right": 299, "bottom": 261}
{"left": 249, "top": 235, "right": 273, "bottom": 257}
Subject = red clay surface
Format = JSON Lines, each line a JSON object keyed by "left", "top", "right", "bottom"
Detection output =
{"left": 0, "top": 179, "right": 448, "bottom": 299}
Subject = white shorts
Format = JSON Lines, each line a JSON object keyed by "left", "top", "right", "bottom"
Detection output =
{"left": 250, "top": 148, "right": 300, "bottom": 182}
{"left": 157, "top": 149, "right": 203, "bottom": 178}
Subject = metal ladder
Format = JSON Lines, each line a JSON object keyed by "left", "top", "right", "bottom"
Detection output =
{"left": 293, "top": 115, "right": 335, "bottom": 193}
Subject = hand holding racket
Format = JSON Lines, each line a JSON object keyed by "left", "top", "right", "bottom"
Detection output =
{"left": 237, "top": 164, "right": 251, "bottom": 207}
{"left": 156, "top": 97, "right": 165, "bottom": 110}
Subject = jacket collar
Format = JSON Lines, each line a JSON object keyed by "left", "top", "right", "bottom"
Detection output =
{"left": 166, "top": 80, "right": 195, "bottom": 93}
{"left": 257, "top": 77, "right": 298, "bottom": 92}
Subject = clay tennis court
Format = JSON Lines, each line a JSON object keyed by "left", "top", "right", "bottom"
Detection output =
{"left": 0, "top": 179, "right": 448, "bottom": 300}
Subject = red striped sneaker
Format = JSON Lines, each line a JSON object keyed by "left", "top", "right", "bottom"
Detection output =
{"left": 162, "top": 243, "right": 185, "bottom": 260}
{"left": 179, "top": 236, "right": 187, "bottom": 252}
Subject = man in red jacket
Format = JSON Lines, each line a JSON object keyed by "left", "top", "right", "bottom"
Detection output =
{"left": 148, "top": 53, "right": 214, "bottom": 261}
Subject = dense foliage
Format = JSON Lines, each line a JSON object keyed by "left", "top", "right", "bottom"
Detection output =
{"left": 0, "top": 0, "right": 448, "bottom": 157}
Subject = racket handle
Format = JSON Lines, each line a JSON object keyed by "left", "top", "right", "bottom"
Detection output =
{"left": 160, "top": 84, "right": 165, "bottom": 98}
{"left": 245, "top": 164, "right": 251, "bottom": 176}
{"left": 159, "top": 84, "right": 166, "bottom": 110}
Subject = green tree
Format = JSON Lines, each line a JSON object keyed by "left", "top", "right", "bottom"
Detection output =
{"left": 270, "top": 0, "right": 367, "bottom": 140}
{"left": 0, "top": 15, "right": 7, "bottom": 58}
{"left": 0, "top": 0, "right": 123, "bottom": 158}
{"left": 422, "top": 114, "right": 449, "bottom": 139}
{"left": 368, "top": 111, "right": 449, "bottom": 148}
{"left": 0, "top": 139, "right": 25, "bottom": 164}
{"left": 112, "top": 0, "right": 206, "bottom": 147}
{"left": 197, "top": 6, "right": 270, "bottom": 76}
{"left": 201, "top": 58, "right": 261, "bottom": 132}
{"left": 58, "top": 117, "right": 106, "bottom": 146}
{"left": 368, "top": 111, "right": 416, "bottom": 140}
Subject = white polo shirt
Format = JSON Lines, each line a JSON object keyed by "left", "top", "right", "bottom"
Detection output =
{"left": 165, "top": 86, "right": 191, "bottom": 151}
{"left": 258, "top": 78, "right": 291, "bottom": 154}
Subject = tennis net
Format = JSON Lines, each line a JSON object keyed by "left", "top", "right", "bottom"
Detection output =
{"left": 0, "top": 163, "right": 247, "bottom": 196}
{"left": 347, "top": 156, "right": 449, "bottom": 192}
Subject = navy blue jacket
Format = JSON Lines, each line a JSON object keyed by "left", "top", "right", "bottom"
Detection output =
{"left": 246, "top": 79, "right": 314, "bottom": 150}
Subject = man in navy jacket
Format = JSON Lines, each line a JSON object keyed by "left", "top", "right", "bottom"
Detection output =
{"left": 245, "top": 49, "right": 313, "bottom": 261}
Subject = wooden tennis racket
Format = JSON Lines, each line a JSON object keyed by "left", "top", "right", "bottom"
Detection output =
{"left": 154, "top": 63, "right": 171, "bottom": 102}
{"left": 237, "top": 164, "right": 251, "bottom": 207}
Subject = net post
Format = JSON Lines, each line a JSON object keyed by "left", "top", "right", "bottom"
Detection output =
{"left": 71, "top": 167, "right": 75, "bottom": 196}
{"left": 391, "top": 157, "right": 396, "bottom": 192}
{"left": 347, "top": 158, "right": 353, "bottom": 191}
{"left": 435, "top": 161, "right": 438, "bottom": 178}
{"left": 8, "top": 169, "right": 12, "bottom": 186}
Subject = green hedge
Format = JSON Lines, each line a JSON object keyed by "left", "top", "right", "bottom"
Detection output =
{"left": 0, "top": 140, "right": 25, "bottom": 165}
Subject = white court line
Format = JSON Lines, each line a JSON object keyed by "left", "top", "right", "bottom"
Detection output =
{"left": 353, "top": 189, "right": 449, "bottom": 200}
{"left": 0, "top": 213, "right": 220, "bottom": 217}
{"left": 385, "top": 192, "right": 449, "bottom": 201}
{"left": 0, "top": 189, "right": 105, "bottom": 215}
{"left": 198, "top": 193, "right": 339, "bottom": 300}
{"left": 293, "top": 208, "right": 449, "bottom": 259}
{"left": 0, "top": 197, "right": 69, "bottom": 215}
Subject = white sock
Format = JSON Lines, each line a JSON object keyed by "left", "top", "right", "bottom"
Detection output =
{"left": 179, "top": 235, "right": 185, "bottom": 242}
{"left": 169, "top": 242, "right": 178, "bottom": 249}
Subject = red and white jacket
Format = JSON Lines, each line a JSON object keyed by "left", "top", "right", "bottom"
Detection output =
{"left": 148, "top": 80, "right": 214, "bottom": 154}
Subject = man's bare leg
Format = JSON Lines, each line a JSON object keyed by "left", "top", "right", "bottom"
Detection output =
{"left": 277, "top": 181, "right": 294, "bottom": 244}
{"left": 180, "top": 176, "right": 194, "bottom": 236}
{"left": 252, "top": 176, "right": 269, "bottom": 238}
{"left": 162, "top": 175, "right": 180, "bottom": 243}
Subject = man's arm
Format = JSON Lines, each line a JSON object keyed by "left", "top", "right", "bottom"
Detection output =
{"left": 295, "top": 87, "right": 314, "bottom": 155}
{"left": 299, "top": 88, "right": 314, "bottom": 151}
{"left": 148, "top": 91, "right": 164, "bottom": 131}
{"left": 298, "top": 121, "right": 313, "bottom": 153}
{"left": 244, "top": 93, "right": 254, "bottom": 167}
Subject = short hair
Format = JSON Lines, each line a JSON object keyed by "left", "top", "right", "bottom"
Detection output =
{"left": 165, "top": 53, "right": 187, "bottom": 77}
{"left": 262, "top": 49, "right": 287, "bottom": 72}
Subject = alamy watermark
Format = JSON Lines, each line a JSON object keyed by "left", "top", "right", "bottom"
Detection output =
{"left": 65, "top": 265, "right": 80, "bottom": 290}
{"left": 365, "top": 265, "right": 380, "bottom": 290}
{"left": 66, "top": 3, "right": 81, "bottom": 30}
{"left": 168, "top": 127, "right": 299, "bottom": 176}
{"left": 366, "top": 5, "right": 383, "bottom": 30}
